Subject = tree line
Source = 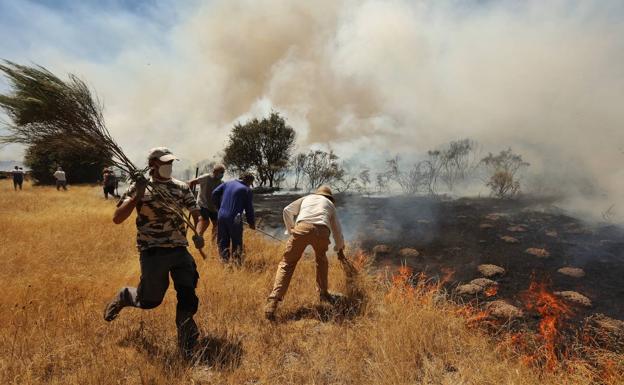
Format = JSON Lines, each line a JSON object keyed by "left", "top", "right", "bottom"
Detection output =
{"left": 6, "top": 104, "right": 531, "bottom": 198}
{"left": 220, "top": 116, "right": 529, "bottom": 198}
{"left": 0, "top": 64, "right": 528, "bottom": 198}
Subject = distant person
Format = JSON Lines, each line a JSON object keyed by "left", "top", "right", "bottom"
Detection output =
{"left": 188, "top": 164, "right": 225, "bottom": 243}
{"left": 53, "top": 167, "right": 67, "bottom": 191}
{"left": 11, "top": 166, "right": 24, "bottom": 191}
{"left": 103, "top": 147, "right": 204, "bottom": 359}
{"left": 264, "top": 186, "right": 346, "bottom": 321}
{"left": 211, "top": 172, "right": 255, "bottom": 265}
{"left": 102, "top": 167, "right": 117, "bottom": 199}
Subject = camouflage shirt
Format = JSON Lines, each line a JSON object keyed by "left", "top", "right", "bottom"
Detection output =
{"left": 119, "top": 178, "right": 199, "bottom": 251}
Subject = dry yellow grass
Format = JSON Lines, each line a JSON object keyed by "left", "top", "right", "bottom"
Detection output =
{"left": 0, "top": 180, "right": 621, "bottom": 384}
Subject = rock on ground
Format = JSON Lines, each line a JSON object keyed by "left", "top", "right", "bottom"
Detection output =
{"left": 557, "top": 267, "right": 585, "bottom": 278}
{"left": 525, "top": 248, "right": 550, "bottom": 258}
{"left": 500, "top": 235, "right": 520, "bottom": 244}
{"left": 478, "top": 264, "right": 506, "bottom": 278}
{"left": 398, "top": 248, "right": 420, "bottom": 259}
{"left": 485, "top": 213, "right": 506, "bottom": 221}
{"left": 456, "top": 283, "right": 483, "bottom": 295}
{"left": 456, "top": 278, "right": 497, "bottom": 295}
{"left": 470, "top": 278, "right": 497, "bottom": 288}
{"left": 554, "top": 291, "right": 592, "bottom": 307}
{"left": 507, "top": 225, "right": 528, "bottom": 232}
{"left": 486, "top": 300, "right": 524, "bottom": 320}
{"left": 372, "top": 244, "right": 391, "bottom": 257}
{"left": 479, "top": 223, "right": 494, "bottom": 229}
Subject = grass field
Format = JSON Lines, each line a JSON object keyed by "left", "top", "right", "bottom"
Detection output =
{"left": 0, "top": 180, "right": 621, "bottom": 384}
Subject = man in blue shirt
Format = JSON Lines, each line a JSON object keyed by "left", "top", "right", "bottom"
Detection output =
{"left": 212, "top": 172, "right": 256, "bottom": 264}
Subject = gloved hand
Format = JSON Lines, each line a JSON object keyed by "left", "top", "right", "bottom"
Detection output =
{"left": 337, "top": 249, "right": 346, "bottom": 261}
{"left": 133, "top": 173, "right": 148, "bottom": 200}
{"left": 192, "top": 234, "right": 205, "bottom": 250}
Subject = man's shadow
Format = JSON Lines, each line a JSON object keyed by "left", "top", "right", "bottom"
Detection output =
{"left": 282, "top": 290, "right": 368, "bottom": 323}
{"left": 282, "top": 261, "right": 370, "bottom": 323}
{"left": 191, "top": 335, "right": 244, "bottom": 369}
{"left": 120, "top": 325, "right": 243, "bottom": 370}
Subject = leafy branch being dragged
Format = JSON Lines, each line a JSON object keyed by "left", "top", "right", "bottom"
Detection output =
{"left": 0, "top": 61, "right": 205, "bottom": 256}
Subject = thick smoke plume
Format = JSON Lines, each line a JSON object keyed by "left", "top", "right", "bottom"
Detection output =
{"left": 2, "top": 0, "right": 623, "bottom": 220}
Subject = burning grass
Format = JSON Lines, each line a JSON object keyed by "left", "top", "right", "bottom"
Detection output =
{"left": 0, "top": 180, "right": 623, "bottom": 384}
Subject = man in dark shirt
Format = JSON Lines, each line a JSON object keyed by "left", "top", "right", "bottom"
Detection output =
{"left": 102, "top": 167, "right": 117, "bottom": 199}
{"left": 11, "top": 166, "right": 24, "bottom": 191}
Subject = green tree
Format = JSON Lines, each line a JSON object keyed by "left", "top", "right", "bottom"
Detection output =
{"left": 25, "top": 140, "right": 109, "bottom": 184}
{"left": 0, "top": 61, "right": 113, "bottom": 184}
{"left": 223, "top": 112, "right": 295, "bottom": 187}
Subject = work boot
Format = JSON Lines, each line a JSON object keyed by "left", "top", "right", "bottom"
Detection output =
{"left": 177, "top": 313, "right": 199, "bottom": 360}
{"left": 103, "top": 288, "right": 134, "bottom": 321}
{"left": 264, "top": 298, "right": 279, "bottom": 321}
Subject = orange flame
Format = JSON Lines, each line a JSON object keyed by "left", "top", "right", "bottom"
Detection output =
{"left": 484, "top": 285, "right": 498, "bottom": 297}
{"left": 601, "top": 359, "right": 617, "bottom": 383}
{"left": 386, "top": 265, "right": 416, "bottom": 301}
{"left": 385, "top": 265, "right": 446, "bottom": 304}
{"left": 521, "top": 278, "right": 573, "bottom": 370}
{"left": 456, "top": 306, "right": 491, "bottom": 325}
{"left": 440, "top": 267, "right": 455, "bottom": 285}
{"left": 350, "top": 250, "right": 369, "bottom": 272}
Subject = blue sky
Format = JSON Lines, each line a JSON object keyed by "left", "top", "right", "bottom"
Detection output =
{"left": 0, "top": 0, "right": 187, "bottom": 65}
{"left": 0, "top": 0, "right": 196, "bottom": 162}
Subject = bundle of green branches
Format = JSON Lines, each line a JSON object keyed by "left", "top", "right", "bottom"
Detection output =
{"left": 0, "top": 62, "right": 140, "bottom": 175}
{"left": 0, "top": 61, "right": 204, "bottom": 254}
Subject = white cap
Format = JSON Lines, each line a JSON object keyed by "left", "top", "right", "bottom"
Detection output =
{"left": 147, "top": 147, "right": 178, "bottom": 162}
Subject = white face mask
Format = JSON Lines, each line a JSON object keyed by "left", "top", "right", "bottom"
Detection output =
{"left": 158, "top": 163, "right": 173, "bottom": 179}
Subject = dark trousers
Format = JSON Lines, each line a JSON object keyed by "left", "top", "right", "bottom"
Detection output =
{"left": 103, "top": 185, "right": 115, "bottom": 199}
{"left": 217, "top": 216, "right": 244, "bottom": 263}
{"left": 116, "top": 247, "right": 199, "bottom": 353}
{"left": 13, "top": 179, "right": 23, "bottom": 190}
{"left": 56, "top": 180, "right": 67, "bottom": 190}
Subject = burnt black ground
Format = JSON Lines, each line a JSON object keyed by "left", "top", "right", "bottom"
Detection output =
{"left": 253, "top": 193, "right": 624, "bottom": 322}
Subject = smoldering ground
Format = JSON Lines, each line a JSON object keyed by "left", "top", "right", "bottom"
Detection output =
{"left": 253, "top": 192, "right": 624, "bottom": 326}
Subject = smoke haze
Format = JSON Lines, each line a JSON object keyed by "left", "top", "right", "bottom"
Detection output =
{"left": 1, "top": 0, "right": 623, "bottom": 219}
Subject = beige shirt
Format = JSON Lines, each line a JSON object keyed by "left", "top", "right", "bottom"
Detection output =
{"left": 283, "top": 194, "right": 345, "bottom": 251}
{"left": 53, "top": 170, "right": 66, "bottom": 181}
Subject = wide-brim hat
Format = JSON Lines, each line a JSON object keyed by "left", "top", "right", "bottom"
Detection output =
{"left": 148, "top": 147, "right": 178, "bottom": 162}
{"left": 315, "top": 185, "right": 334, "bottom": 201}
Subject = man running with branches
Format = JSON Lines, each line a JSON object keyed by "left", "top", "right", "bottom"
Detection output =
{"left": 103, "top": 147, "right": 205, "bottom": 359}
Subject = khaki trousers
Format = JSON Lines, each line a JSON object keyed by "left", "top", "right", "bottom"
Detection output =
{"left": 268, "top": 222, "right": 331, "bottom": 300}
